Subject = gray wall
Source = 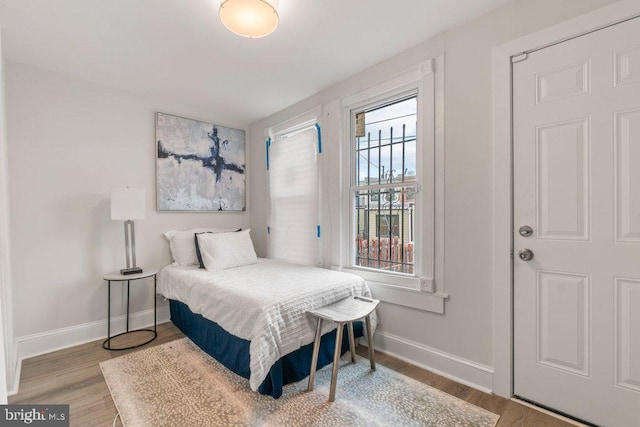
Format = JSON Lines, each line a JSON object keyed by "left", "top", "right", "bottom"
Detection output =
{"left": 6, "top": 63, "right": 250, "bottom": 339}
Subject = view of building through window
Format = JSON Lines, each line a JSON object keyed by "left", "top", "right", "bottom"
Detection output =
{"left": 353, "top": 95, "right": 417, "bottom": 274}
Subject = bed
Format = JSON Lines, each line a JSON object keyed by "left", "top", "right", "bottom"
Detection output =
{"left": 157, "top": 258, "right": 377, "bottom": 398}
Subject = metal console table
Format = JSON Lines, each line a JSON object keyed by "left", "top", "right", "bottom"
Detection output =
{"left": 102, "top": 268, "right": 158, "bottom": 351}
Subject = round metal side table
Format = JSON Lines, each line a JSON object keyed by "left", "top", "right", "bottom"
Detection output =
{"left": 102, "top": 268, "right": 158, "bottom": 351}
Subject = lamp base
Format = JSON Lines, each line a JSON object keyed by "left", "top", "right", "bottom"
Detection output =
{"left": 120, "top": 267, "right": 143, "bottom": 275}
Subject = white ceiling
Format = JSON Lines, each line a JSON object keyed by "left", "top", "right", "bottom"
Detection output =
{"left": 0, "top": 0, "right": 512, "bottom": 125}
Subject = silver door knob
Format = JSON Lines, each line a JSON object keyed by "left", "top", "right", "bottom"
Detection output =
{"left": 519, "top": 225, "right": 533, "bottom": 237}
{"left": 518, "top": 249, "right": 534, "bottom": 261}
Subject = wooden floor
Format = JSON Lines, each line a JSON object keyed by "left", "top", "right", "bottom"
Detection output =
{"left": 10, "top": 322, "right": 576, "bottom": 427}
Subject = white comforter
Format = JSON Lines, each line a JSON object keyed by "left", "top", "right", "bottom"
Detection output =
{"left": 157, "top": 259, "right": 377, "bottom": 391}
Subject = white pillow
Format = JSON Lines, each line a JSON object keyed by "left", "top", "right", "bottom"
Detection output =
{"left": 197, "top": 229, "right": 258, "bottom": 272}
{"left": 163, "top": 228, "right": 232, "bottom": 266}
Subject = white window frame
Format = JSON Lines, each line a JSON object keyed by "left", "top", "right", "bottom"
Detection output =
{"left": 346, "top": 89, "right": 424, "bottom": 281}
{"left": 340, "top": 56, "right": 446, "bottom": 313}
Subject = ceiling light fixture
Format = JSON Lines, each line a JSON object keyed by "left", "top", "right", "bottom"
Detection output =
{"left": 219, "top": 0, "right": 279, "bottom": 38}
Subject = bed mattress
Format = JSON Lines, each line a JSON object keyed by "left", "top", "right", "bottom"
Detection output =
{"left": 157, "top": 258, "right": 377, "bottom": 391}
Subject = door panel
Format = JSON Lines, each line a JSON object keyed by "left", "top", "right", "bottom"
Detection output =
{"left": 536, "top": 61, "right": 590, "bottom": 104}
{"left": 614, "top": 45, "right": 640, "bottom": 87}
{"left": 615, "top": 278, "right": 640, "bottom": 392}
{"left": 514, "top": 17, "right": 640, "bottom": 427}
{"left": 536, "top": 118, "right": 590, "bottom": 240}
{"left": 615, "top": 109, "right": 640, "bottom": 242}
{"left": 537, "top": 271, "right": 590, "bottom": 376}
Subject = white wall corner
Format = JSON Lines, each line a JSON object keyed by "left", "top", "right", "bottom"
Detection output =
{"left": 373, "top": 330, "right": 494, "bottom": 393}
{"left": 8, "top": 307, "right": 170, "bottom": 396}
{"left": 0, "top": 27, "right": 14, "bottom": 404}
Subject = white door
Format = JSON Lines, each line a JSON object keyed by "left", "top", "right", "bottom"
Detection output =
{"left": 513, "top": 17, "right": 640, "bottom": 427}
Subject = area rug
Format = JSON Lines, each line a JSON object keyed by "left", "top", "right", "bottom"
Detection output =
{"left": 100, "top": 338, "right": 499, "bottom": 426}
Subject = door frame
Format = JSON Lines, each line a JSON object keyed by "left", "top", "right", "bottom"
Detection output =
{"left": 492, "top": 0, "right": 640, "bottom": 398}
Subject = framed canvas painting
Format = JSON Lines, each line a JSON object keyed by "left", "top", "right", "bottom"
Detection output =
{"left": 156, "top": 112, "right": 246, "bottom": 211}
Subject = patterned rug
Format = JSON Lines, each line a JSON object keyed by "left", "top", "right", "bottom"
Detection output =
{"left": 100, "top": 338, "right": 499, "bottom": 426}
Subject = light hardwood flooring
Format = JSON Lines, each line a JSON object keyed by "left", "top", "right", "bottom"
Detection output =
{"left": 10, "top": 322, "right": 576, "bottom": 426}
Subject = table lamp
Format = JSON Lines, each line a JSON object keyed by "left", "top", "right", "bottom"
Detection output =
{"left": 111, "top": 188, "right": 146, "bottom": 275}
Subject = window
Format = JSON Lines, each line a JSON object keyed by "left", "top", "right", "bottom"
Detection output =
{"left": 352, "top": 95, "right": 418, "bottom": 275}
{"left": 340, "top": 57, "right": 444, "bottom": 311}
{"left": 267, "top": 120, "right": 321, "bottom": 266}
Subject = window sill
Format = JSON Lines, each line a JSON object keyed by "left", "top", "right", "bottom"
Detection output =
{"left": 343, "top": 267, "right": 421, "bottom": 289}
{"left": 337, "top": 267, "right": 448, "bottom": 314}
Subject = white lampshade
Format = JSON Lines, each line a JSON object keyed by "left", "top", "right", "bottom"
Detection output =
{"left": 219, "top": 0, "right": 279, "bottom": 38}
{"left": 111, "top": 188, "right": 146, "bottom": 220}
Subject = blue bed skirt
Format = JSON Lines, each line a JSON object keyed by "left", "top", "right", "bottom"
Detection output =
{"left": 169, "top": 299, "right": 363, "bottom": 398}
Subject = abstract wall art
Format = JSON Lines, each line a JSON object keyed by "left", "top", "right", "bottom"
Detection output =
{"left": 156, "top": 112, "right": 246, "bottom": 212}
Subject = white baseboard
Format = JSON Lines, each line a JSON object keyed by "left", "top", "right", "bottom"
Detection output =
{"left": 8, "top": 311, "right": 494, "bottom": 397}
{"left": 8, "top": 305, "right": 170, "bottom": 396}
{"left": 373, "top": 330, "right": 494, "bottom": 394}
